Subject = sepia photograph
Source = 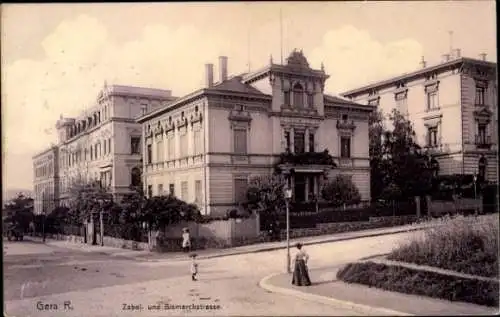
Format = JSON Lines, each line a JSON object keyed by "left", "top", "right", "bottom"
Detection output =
{"left": 2, "top": 1, "right": 498, "bottom": 316}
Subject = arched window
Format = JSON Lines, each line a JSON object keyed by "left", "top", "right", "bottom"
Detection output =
{"left": 131, "top": 167, "right": 141, "bottom": 187}
{"left": 293, "top": 83, "right": 304, "bottom": 108}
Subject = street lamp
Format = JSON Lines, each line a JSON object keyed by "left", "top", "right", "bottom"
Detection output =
{"left": 473, "top": 173, "right": 478, "bottom": 215}
{"left": 284, "top": 185, "right": 293, "bottom": 274}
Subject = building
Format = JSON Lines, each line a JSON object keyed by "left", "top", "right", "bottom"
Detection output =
{"left": 32, "top": 145, "right": 59, "bottom": 215}
{"left": 33, "top": 83, "right": 176, "bottom": 210}
{"left": 137, "top": 50, "right": 374, "bottom": 216}
{"left": 341, "top": 50, "right": 498, "bottom": 184}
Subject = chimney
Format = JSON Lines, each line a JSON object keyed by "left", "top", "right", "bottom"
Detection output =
{"left": 479, "top": 53, "right": 487, "bottom": 61}
{"left": 141, "top": 105, "right": 147, "bottom": 116}
{"left": 420, "top": 56, "right": 427, "bottom": 68}
{"left": 441, "top": 54, "right": 450, "bottom": 62}
{"left": 219, "top": 56, "right": 228, "bottom": 82}
{"left": 205, "top": 63, "right": 214, "bottom": 87}
{"left": 454, "top": 48, "right": 461, "bottom": 58}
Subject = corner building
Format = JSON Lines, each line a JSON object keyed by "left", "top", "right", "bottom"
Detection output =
{"left": 138, "top": 51, "right": 374, "bottom": 216}
{"left": 342, "top": 51, "right": 498, "bottom": 184}
{"left": 51, "top": 84, "right": 175, "bottom": 207}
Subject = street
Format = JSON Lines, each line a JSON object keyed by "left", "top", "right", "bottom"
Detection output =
{"left": 4, "top": 231, "right": 418, "bottom": 316}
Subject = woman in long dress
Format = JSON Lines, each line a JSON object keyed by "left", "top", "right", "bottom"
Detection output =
{"left": 291, "top": 243, "right": 311, "bottom": 286}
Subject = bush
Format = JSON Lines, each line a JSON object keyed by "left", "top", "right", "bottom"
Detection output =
{"left": 388, "top": 214, "right": 499, "bottom": 278}
{"left": 337, "top": 261, "right": 499, "bottom": 307}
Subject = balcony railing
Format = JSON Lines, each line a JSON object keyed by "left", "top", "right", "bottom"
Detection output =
{"left": 278, "top": 150, "right": 336, "bottom": 166}
{"left": 475, "top": 135, "right": 492, "bottom": 149}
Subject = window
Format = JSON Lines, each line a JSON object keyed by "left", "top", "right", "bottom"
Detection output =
{"left": 131, "top": 137, "right": 141, "bottom": 154}
{"left": 475, "top": 86, "right": 485, "bottom": 105}
{"left": 293, "top": 83, "right": 304, "bottom": 108}
{"left": 395, "top": 92, "right": 408, "bottom": 114}
{"left": 147, "top": 185, "right": 153, "bottom": 198}
{"left": 156, "top": 140, "right": 164, "bottom": 162}
{"left": 169, "top": 183, "right": 175, "bottom": 196}
{"left": 108, "top": 139, "right": 112, "bottom": 154}
{"left": 341, "top": 114, "right": 348, "bottom": 122}
{"left": 180, "top": 133, "right": 188, "bottom": 157}
{"left": 103, "top": 141, "right": 107, "bottom": 154}
{"left": 427, "top": 91, "right": 438, "bottom": 110}
{"left": 195, "top": 180, "right": 202, "bottom": 203}
{"left": 168, "top": 136, "right": 175, "bottom": 160}
{"left": 181, "top": 181, "right": 188, "bottom": 200}
{"left": 340, "top": 137, "right": 351, "bottom": 158}
{"left": 477, "top": 124, "right": 488, "bottom": 144}
{"left": 147, "top": 144, "right": 152, "bottom": 164}
{"left": 94, "top": 144, "right": 98, "bottom": 159}
{"left": 284, "top": 90, "right": 290, "bottom": 106}
{"left": 309, "top": 132, "right": 315, "bottom": 152}
{"left": 427, "top": 126, "right": 438, "bottom": 147}
{"left": 234, "top": 178, "right": 248, "bottom": 204}
{"left": 233, "top": 128, "right": 247, "bottom": 154}
{"left": 158, "top": 184, "right": 163, "bottom": 196}
{"left": 294, "top": 131, "right": 305, "bottom": 153}
{"left": 193, "top": 129, "right": 202, "bottom": 155}
{"left": 307, "top": 93, "right": 314, "bottom": 108}
{"left": 284, "top": 131, "right": 291, "bottom": 151}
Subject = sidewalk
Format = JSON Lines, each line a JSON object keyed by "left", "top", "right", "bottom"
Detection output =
{"left": 41, "top": 222, "right": 436, "bottom": 262}
{"left": 260, "top": 266, "right": 499, "bottom": 316}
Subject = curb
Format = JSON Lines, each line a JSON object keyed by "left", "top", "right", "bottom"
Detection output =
{"left": 259, "top": 273, "right": 414, "bottom": 316}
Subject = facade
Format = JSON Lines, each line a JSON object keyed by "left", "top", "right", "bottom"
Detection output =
{"left": 33, "top": 83, "right": 176, "bottom": 210}
{"left": 138, "top": 51, "right": 374, "bottom": 216}
{"left": 341, "top": 50, "right": 498, "bottom": 184}
{"left": 32, "top": 146, "right": 59, "bottom": 215}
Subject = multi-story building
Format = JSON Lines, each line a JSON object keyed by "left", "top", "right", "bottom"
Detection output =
{"left": 32, "top": 145, "right": 59, "bottom": 215}
{"left": 341, "top": 50, "right": 498, "bottom": 184}
{"left": 137, "top": 50, "right": 374, "bottom": 215}
{"left": 33, "top": 83, "right": 175, "bottom": 210}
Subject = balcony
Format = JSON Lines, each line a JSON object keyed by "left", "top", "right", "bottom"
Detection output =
{"left": 336, "top": 120, "right": 356, "bottom": 131}
{"left": 475, "top": 135, "right": 492, "bottom": 149}
{"left": 278, "top": 150, "right": 337, "bottom": 166}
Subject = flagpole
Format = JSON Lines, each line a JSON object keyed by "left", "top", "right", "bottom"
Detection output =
{"left": 280, "top": 7, "right": 283, "bottom": 65}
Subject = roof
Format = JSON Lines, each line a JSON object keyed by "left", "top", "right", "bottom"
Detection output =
{"left": 341, "top": 57, "right": 497, "bottom": 97}
{"left": 137, "top": 77, "right": 271, "bottom": 123}
{"left": 32, "top": 145, "right": 58, "bottom": 160}
{"left": 323, "top": 94, "right": 374, "bottom": 111}
{"left": 209, "top": 76, "right": 267, "bottom": 95}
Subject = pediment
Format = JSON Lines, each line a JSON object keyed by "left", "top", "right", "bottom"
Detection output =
{"left": 474, "top": 107, "right": 493, "bottom": 118}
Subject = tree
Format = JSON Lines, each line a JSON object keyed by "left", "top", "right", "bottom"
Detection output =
{"left": 246, "top": 174, "right": 288, "bottom": 215}
{"left": 369, "top": 109, "right": 387, "bottom": 201}
{"left": 3, "top": 193, "right": 34, "bottom": 231}
{"left": 321, "top": 174, "right": 362, "bottom": 208}
{"left": 369, "top": 109, "right": 433, "bottom": 201}
{"left": 67, "top": 179, "right": 114, "bottom": 225}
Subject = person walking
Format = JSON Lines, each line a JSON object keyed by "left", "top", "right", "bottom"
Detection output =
{"left": 291, "top": 243, "right": 311, "bottom": 286}
{"left": 181, "top": 228, "right": 191, "bottom": 252}
{"left": 190, "top": 253, "right": 199, "bottom": 281}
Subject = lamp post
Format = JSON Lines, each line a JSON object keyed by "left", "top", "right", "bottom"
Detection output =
{"left": 284, "top": 185, "right": 293, "bottom": 274}
{"left": 473, "top": 173, "right": 478, "bottom": 215}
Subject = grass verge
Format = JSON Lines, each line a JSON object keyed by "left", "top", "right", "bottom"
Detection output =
{"left": 388, "top": 214, "right": 499, "bottom": 278}
{"left": 336, "top": 261, "right": 499, "bottom": 307}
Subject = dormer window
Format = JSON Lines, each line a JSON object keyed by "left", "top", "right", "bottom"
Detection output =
{"left": 293, "top": 83, "right": 304, "bottom": 108}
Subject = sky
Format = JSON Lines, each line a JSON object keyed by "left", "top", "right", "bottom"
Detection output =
{"left": 1, "top": 1, "right": 496, "bottom": 191}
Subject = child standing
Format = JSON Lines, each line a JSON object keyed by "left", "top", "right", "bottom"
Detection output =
{"left": 190, "top": 253, "right": 198, "bottom": 281}
{"left": 182, "top": 228, "right": 191, "bottom": 253}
